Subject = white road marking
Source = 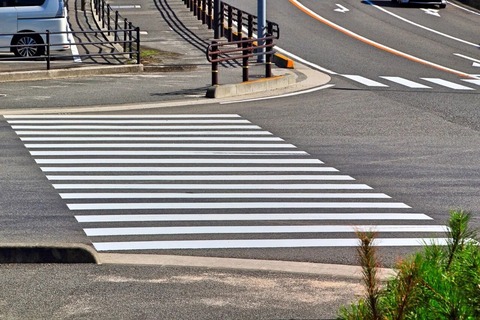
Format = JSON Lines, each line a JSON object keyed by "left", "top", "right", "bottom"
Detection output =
{"left": 30, "top": 150, "right": 309, "bottom": 156}
{"left": 21, "top": 137, "right": 284, "bottom": 141}
{"left": 380, "top": 76, "right": 431, "bottom": 89}
{"left": 25, "top": 143, "right": 297, "bottom": 149}
{"left": 84, "top": 225, "right": 447, "bottom": 236}
{"left": 4, "top": 114, "right": 242, "bottom": 118}
{"left": 60, "top": 192, "right": 388, "bottom": 199}
{"left": 35, "top": 158, "right": 324, "bottom": 164}
{"left": 43, "top": 166, "right": 338, "bottom": 172}
{"left": 366, "top": 0, "right": 478, "bottom": 48}
{"left": 15, "top": 131, "right": 272, "bottom": 136}
{"left": 52, "top": 183, "right": 372, "bottom": 190}
{"left": 67, "top": 202, "right": 410, "bottom": 210}
{"left": 334, "top": 4, "right": 350, "bottom": 13}
{"left": 447, "top": 1, "right": 480, "bottom": 15}
{"left": 453, "top": 53, "right": 480, "bottom": 66}
{"left": 8, "top": 119, "right": 251, "bottom": 124}
{"left": 461, "top": 79, "right": 480, "bottom": 86}
{"left": 421, "top": 78, "right": 475, "bottom": 90}
{"left": 46, "top": 174, "right": 355, "bottom": 181}
{"left": 66, "top": 21, "right": 82, "bottom": 63}
{"left": 420, "top": 8, "right": 440, "bottom": 17}
{"left": 109, "top": 5, "right": 141, "bottom": 9}
{"left": 92, "top": 238, "right": 449, "bottom": 251}
{"left": 12, "top": 125, "right": 262, "bottom": 130}
{"left": 220, "top": 84, "right": 335, "bottom": 105}
{"left": 341, "top": 75, "right": 389, "bottom": 87}
{"left": 75, "top": 213, "right": 433, "bottom": 223}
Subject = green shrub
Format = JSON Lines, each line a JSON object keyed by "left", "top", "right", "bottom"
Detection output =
{"left": 339, "top": 210, "right": 480, "bottom": 320}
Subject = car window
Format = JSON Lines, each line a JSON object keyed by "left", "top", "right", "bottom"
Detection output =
{"left": 15, "top": 0, "right": 45, "bottom": 6}
{"left": 0, "top": 0, "right": 16, "bottom": 7}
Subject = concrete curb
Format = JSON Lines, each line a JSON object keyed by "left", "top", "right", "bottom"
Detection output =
{"left": 206, "top": 73, "right": 296, "bottom": 98}
{"left": 0, "top": 243, "right": 98, "bottom": 263}
{"left": 143, "top": 64, "right": 198, "bottom": 72}
{"left": 0, "top": 64, "right": 144, "bottom": 83}
{"left": 98, "top": 253, "right": 396, "bottom": 280}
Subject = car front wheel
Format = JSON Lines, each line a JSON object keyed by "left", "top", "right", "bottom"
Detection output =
{"left": 12, "top": 34, "right": 45, "bottom": 57}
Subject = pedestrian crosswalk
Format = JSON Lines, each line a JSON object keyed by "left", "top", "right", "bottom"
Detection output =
{"left": 5, "top": 114, "right": 449, "bottom": 252}
{"left": 341, "top": 74, "right": 480, "bottom": 90}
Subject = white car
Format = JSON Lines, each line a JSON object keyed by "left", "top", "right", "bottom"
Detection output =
{"left": 0, "top": 0, "right": 69, "bottom": 57}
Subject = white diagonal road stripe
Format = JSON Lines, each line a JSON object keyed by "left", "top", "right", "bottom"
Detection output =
{"left": 75, "top": 213, "right": 433, "bottom": 222}
{"left": 84, "top": 225, "right": 448, "bottom": 236}
{"left": 67, "top": 202, "right": 411, "bottom": 210}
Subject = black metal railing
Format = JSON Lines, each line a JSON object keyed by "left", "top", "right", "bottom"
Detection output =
{"left": 206, "top": 34, "right": 275, "bottom": 85}
{"left": 0, "top": 28, "right": 140, "bottom": 70}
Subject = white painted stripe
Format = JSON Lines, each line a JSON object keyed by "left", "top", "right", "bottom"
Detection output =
{"left": 66, "top": 20, "right": 82, "bottom": 63}
{"left": 453, "top": 53, "right": 480, "bottom": 64}
{"left": 341, "top": 75, "right": 389, "bottom": 87}
{"left": 15, "top": 131, "right": 272, "bottom": 136}
{"left": 53, "top": 183, "right": 371, "bottom": 190}
{"left": 84, "top": 225, "right": 447, "bottom": 236}
{"left": 461, "top": 79, "right": 480, "bottom": 86}
{"left": 47, "top": 175, "right": 354, "bottom": 181}
{"left": 9, "top": 119, "right": 250, "bottom": 124}
{"left": 25, "top": 143, "right": 296, "bottom": 149}
{"left": 448, "top": 1, "right": 480, "bottom": 15}
{"left": 36, "top": 159, "right": 324, "bottom": 164}
{"left": 220, "top": 84, "right": 336, "bottom": 105}
{"left": 42, "top": 167, "right": 337, "bottom": 172}
{"left": 67, "top": 202, "right": 410, "bottom": 210}
{"left": 21, "top": 137, "right": 284, "bottom": 141}
{"left": 140, "top": 31, "right": 148, "bottom": 35}
{"left": 4, "top": 114, "right": 242, "bottom": 119}
{"left": 75, "top": 213, "right": 433, "bottom": 223}
{"left": 366, "top": 0, "right": 479, "bottom": 48}
{"left": 109, "top": 5, "right": 141, "bottom": 9}
{"left": 12, "top": 125, "right": 261, "bottom": 130}
{"left": 379, "top": 76, "right": 431, "bottom": 89}
{"left": 60, "top": 192, "right": 389, "bottom": 199}
{"left": 421, "top": 78, "right": 475, "bottom": 90}
{"left": 92, "top": 238, "right": 449, "bottom": 250}
{"left": 31, "top": 151, "right": 309, "bottom": 156}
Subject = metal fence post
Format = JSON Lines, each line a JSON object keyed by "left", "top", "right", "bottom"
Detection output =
{"left": 46, "top": 30, "right": 51, "bottom": 70}
{"left": 237, "top": 10, "right": 242, "bottom": 41}
{"left": 248, "top": 14, "right": 253, "bottom": 39}
{"left": 102, "top": 0, "right": 106, "bottom": 28}
{"left": 242, "top": 39, "right": 249, "bottom": 82}
{"left": 136, "top": 27, "right": 141, "bottom": 64}
{"left": 220, "top": 1, "right": 224, "bottom": 38}
{"left": 211, "top": 41, "right": 218, "bottom": 86}
{"left": 265, "top": 35, "right": 272, "bottom": 78}
{"left": 114, "top": 11, "right": 119, "bottom": 41}
{"left": 107, "top": 6, "right": 111, "bottom": 35}
{"left": 201, "top": 0, "right": 206, "bottom": 24}
{"left": 128, "top": 21, "right": 133, "bottom": 59}
{"left": 227, "top": 5, "right": 233, "bottom": 41}
{"left": 123, "top": 18, "right": 128, "bottom": 51}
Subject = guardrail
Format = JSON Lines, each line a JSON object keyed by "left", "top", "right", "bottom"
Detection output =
{"left": 0, "top": 28, "right": 140, "bottom": 70}
{"left": 206, "top": 34, "right": 275, "bottom": 85}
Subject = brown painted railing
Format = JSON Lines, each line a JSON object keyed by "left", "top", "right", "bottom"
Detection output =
{"left": 206, "top": 35, "right": 275, "bottom": 86}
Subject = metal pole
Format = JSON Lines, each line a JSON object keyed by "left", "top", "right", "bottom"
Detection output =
{"left": 46, "top": 30, "right": 50, "bottom": 70}
{"left": 242, "top": 39, "right": 249, "bottom": 82}
{"left": 213, "top": 0, "right": 220, "bottom": 39}
{"left": 257, "top": 0, "right": 266, "bottom": 62}
{"left": 211, "top": 41, "right": 218, "bottom": 85}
